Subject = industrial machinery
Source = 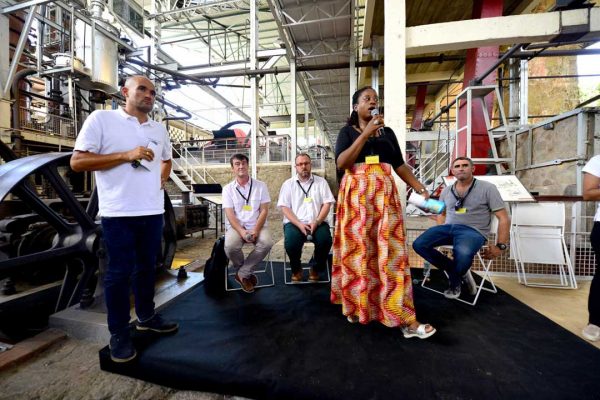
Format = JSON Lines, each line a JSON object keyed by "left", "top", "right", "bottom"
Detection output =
{"left": 0, "top": 146, "right": 177, "bottom": 340}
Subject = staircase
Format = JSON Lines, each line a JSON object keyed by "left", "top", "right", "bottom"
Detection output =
{"left": 412, "top": 85, "right": 515, "bottom": 195}
{"left": 169, "top": 142, "right": 219, "bottom": 205}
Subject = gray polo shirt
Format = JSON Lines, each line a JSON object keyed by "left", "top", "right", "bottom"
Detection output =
{"left": 440, "top": 179, "right": 505, "bottom": 237}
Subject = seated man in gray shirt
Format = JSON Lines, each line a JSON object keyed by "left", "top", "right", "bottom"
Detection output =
{"left": 412, "top": 157, "right": 510, "bottom": 299}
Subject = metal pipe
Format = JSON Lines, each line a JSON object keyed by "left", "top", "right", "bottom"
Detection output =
{"left": 472, "top": 43, "right": 527, "bottom": 86}
{"left": 10, "top": 68, "right": 37, "bottom": 131}
{"left": 3, "top": 6, "right": 37, "bottom": 98}
{"left": 126, "top": 58, "right": 220, "bottom": 86}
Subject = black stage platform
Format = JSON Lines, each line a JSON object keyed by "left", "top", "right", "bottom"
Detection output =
{"left": 100, "top": 265, "right": 600, "bottom": 400}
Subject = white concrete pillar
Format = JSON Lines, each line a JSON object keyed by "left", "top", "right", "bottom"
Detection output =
{"left": 384, "top": 0, "right": 406, "bottom": 199}
{"left": 0, "top": 14, "right": 11, "bottom": 144}
{"left": 519, "top": 59, "right": 529, "bottom": 126}
{"left": 290, "top": 58, "right": 297, "bottom": 176}
{"left": 250, "top": 0, "right": 259, "bottom": 178}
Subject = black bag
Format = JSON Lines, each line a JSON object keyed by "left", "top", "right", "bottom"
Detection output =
{"left": 203, "top": 236, "right": 228, "bottom": 297}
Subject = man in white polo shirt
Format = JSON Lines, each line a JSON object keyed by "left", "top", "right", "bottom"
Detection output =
{"left": 70, "top": 75, "right": 178, "bottom": 363}
{"left": 222, "top": 153, "right": 273, "bottom": 293}
{"left": 278, "top": 153, "right": 335, "bottom": 282}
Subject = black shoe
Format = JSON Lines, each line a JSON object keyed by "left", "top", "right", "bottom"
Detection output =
{"left": 136, "top": 314, "right": 179, "bottom": 333}
{"left": 109, "top": 332, "right": 137, "bottom": 363}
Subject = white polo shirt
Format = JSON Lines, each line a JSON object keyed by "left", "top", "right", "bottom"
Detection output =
{"left": 277, "top": 174, "right": 335, "bottom": 224}
{"left": 222, "top": 177, "right": 271, "bottom": 230}
{"left": 74, "top": 108, "right": 172, "bottom": 217}
{"left": 583, "top": 154, "right": 600, "bottom": 221}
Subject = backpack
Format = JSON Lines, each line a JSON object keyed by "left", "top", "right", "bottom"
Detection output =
{"left": 203, "top": 236, "right": 228, "bottom": 297}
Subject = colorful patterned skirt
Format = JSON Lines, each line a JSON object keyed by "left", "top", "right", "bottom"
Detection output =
{"left": 330, "top": 162, "right": 416, "bottom": 328}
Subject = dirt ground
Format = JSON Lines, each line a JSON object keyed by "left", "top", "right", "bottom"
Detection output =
{"left": 0, "top": 219, "right": 287, "bottom": 400}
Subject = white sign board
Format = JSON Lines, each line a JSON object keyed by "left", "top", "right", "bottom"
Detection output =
{"left": 442, "top": 175, "right": 535, "bottom": 202}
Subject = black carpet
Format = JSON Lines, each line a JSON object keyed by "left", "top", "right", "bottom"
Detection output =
{"left": 100, "top": 264, "right": 600, "bottom": 400}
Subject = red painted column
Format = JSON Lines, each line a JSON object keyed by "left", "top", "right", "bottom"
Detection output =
{"left": 407, "top": 85, "right": 428, "bottom": 167}
{"left": 411, "top": 85, "right": 428, "bottom": 131}
{"left": 455, "top": 0, "right": 503, "bottom": 175}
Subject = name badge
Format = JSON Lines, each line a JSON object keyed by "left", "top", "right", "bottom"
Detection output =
{"left": 365, "top": 155, "right": 380, "bottom": 164}
{"left": 304, "top": 197, "right": 313, "bottom": 203}
{"left": 242, "top": 205, "right": 253, "bottom": 211}
{"left": 455, "top": 207, "right": 467, "bottom": 214}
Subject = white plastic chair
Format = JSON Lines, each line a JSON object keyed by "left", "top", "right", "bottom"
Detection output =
{"left": 510, "top": 202, "right": 577, "bottom": 289}
{"left": 421, "top": 216, "right": 499, "bottom": 306}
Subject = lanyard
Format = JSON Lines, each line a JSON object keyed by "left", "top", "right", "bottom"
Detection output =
{"left": 235, "top": 178, "right": 253, "bottom": 205}
{"left": 451, "top": 178, "right": 477, "bottom": 205}
{"left": 296, "top": 178, "right": 314, "bottom": 198}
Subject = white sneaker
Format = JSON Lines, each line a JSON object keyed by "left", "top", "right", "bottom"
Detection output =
{"left": 582, "top": 323, "right": 600, "bottom": 341}
{"left": 462, "top": 270, "right": 477, "bottom": 296}
{"left": 443, "top": 286, "right": 461, "bottom": 299}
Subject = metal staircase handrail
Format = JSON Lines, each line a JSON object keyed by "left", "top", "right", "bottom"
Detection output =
{"left": 171, "top": 143, "right": 218, "bottom": 185}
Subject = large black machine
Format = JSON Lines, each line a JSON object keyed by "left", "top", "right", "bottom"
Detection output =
{"left": 0, "top": 144, "right": 177, "bottom": 340}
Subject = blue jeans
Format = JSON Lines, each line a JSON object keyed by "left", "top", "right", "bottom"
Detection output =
{"left": 412, "top": 224, "right": 486, "bottom": 289}
{"left": 101, "top": 214, "right": 163, "bottom": 335}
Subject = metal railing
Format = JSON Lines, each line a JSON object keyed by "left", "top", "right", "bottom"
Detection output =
{"left": 176, "top": 134, "right": 292, "bottom": 165}
{"left": 299, "top": 145, "right": 328, "bottom": 170}
{"left": 19, "top": 107, "right": 77, "bottom": 138}
{"left": 413, "top": 135, "right": 455, "bottom": 191}
{"left": 171, "top": 145, "right": 218, "bottom": 186}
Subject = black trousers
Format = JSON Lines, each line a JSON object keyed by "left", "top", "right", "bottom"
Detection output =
{"left": 284, "top": 222, "right": 332, "bottom": 274}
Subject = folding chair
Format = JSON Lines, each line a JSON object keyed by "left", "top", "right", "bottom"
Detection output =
{"left": 510, "top": 202, "right": 577, "bottom": 289}
{"left": 225, "top": 247, "right": 275, "bottom": 291}
{"left": 282, "top": 240, "right": 331, "bottom": 285}
{"left": 421, "top": 216, "right": 499, "bottom": 306}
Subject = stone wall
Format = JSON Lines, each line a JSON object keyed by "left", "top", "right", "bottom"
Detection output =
{"left": 194, "top": 160, "right": 338, "bottom": 222}
{"left": 497, "top": 108, "right": 600, "bottom": 196}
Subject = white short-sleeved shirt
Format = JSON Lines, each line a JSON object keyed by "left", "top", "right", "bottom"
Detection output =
{"left": 277, "top": 174, "right": 335, "bottom": 224}
{"left": 74, "top": 108, "right": 172, "bottom": 217}
{"left": 222, "top": 177, "right": 271, "bottom": 230}
{"left": 583, "top": 155, "right": 600, "bottom": 221}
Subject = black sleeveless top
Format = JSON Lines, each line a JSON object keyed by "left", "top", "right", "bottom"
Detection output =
{"left": 334, "top": 124, "right": 405, "bottom": 169}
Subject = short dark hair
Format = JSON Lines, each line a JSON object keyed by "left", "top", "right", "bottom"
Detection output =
{"left": 452, "top": 157, "right": 473, "bottom": 167}
{"left": 295, "top": 153, "right": 311, "bottom": 163}
{"left": 230, "top": 153, "right": 249, "bottom": 166}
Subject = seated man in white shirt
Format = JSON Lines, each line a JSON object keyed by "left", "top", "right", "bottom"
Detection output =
{"left": 222, "top": 153, "right": 273, "bottom": 293}
{"left": 278, "top": 153, "right": 335, "bottom": 282}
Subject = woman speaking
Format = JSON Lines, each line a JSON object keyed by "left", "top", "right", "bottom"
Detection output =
{"left": 331, "top": 86, "right": 436, "bottom": 339}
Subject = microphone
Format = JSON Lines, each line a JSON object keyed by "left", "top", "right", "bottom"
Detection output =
{"left": 370, "top": 108, "right": 385, "bottom": 136}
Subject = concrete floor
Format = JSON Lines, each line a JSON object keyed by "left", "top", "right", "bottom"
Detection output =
{"left": 0, "top": 222, "right": 598, "bottom": 399}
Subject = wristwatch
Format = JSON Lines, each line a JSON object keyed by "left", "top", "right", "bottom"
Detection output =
{"left": 417, "top": 188, "right": 427, "bottom": 194}
{"left": 496, "top": 243, "right": 508, "bottom": 251}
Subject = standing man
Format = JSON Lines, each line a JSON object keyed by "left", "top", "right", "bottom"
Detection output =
{"left": 70, "top": 75, "right": 178, "bottom": 363}
{"left": 222, "top": 153, "right": 273, "bottom": 293}
{"left": 581, "top": 155, "right": 600, "bottom": 341}
{"left": 278, "top": 153, "right": 335, "bottom": 282}
{"left": 412, "top": 157, "right": 510, "bottom": 299}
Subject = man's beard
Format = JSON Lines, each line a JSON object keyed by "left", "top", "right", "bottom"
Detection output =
{"left": 137, "top": 102, "right": 153, "bottom": 113}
